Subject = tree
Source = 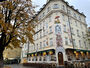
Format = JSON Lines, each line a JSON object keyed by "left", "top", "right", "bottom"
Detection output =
{"left": 0, "top": 0, "right": 35, "bottom": 67}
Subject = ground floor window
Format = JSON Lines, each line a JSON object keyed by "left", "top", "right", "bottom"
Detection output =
{"left": 51, "top": 55, "right": 56, "bottom": 61}
{"left": 28, "top": 57, "right": 31, "bottom": 61}
{"left": 39, "top": 56, "right": 42, "bottom": 61}
{"left": 43, "top": 56, "right": 46, "bottom": 61}
{"left": 32, "top": 57, "right": 34, "bottom": 61}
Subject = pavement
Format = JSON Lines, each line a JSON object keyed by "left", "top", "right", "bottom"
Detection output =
{"left": 4, "top": 64, "right": 34, "bottom": 68}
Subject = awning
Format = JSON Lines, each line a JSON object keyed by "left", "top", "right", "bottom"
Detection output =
{"left": 66, "top": 48, "right": 90, "bottom": 53}
{"left": 27, "top": 49, "right": 55, "bottom": 56}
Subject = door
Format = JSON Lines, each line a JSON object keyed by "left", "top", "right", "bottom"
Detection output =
{"left": 58, "top": 52, "right": 64, "bottom": 65}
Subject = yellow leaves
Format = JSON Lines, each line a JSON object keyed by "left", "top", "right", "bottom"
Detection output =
{"left": 0, "top": 13, "right": 3, "bottom": 18}
{"left": 0, "top": 0, "right": 36, "bottom": 50}
{"left": 24, "top": 13, "right": 29, "bottom": 19}
{"left": 6, "top": 44, "right": 13, "bottom": 49}
{"left": 21, "top": 37, "right": 26, "bottom": 43}
{"left": 3, "top": 1, "right": 14, "bottom": 10}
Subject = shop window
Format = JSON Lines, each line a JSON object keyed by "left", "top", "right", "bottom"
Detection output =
{"left": 39, "top": 56, "right": 42, "bottom": 61}
{"left": 32, "top": 58, "right": 34, "bottom": 61}
{"left": 28, "top": 58, "right": 31, "bottom": 61}
{"left": 51, "top": 55, "right": 56, "bottom": 61}
{"left": 36, "top": 57, "right": 38, "bottom": 61}
{"left": 68, "top": 55, "right": 73, "bottom": 61}
{"left": 43, "top": 56, "right": 46, "bottom": 61}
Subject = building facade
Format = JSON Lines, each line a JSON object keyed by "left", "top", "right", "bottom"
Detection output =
{"left": 26, "top": 0, "right": 90, "bottom": 66}
{"left": 3, "top": 47, "right": 21, "bottom": 60}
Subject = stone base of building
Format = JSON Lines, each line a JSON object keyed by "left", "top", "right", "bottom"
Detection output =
{"left": 23, "top": 60, "right": 90, "bottom": 68}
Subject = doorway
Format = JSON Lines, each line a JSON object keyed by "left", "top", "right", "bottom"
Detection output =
{"left": 58, "top": 52, "right": 64, "bottom": 65}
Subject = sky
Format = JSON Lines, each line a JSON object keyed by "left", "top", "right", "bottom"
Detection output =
{"left": 32, "top": 0, "right": 90, "bottom": 27}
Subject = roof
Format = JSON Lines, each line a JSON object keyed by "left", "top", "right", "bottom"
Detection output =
{"left": 36, "top": 0, "right": 86, "bottom": 17}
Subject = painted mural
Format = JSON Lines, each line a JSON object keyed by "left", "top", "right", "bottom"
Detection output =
{"left": 55, "top": 16, "right": 63, "bottom": 47}
{"left": 55, "top": 24, "right": 63, "bottom": 47}
{"left": 56, "top": 34, "right": 63, "bottom": 47}
{"left": 55, "top": 25, "right": 61, "bottom": 34}
{"left": 55, "top": 16, "right": 60, "bottom": 24}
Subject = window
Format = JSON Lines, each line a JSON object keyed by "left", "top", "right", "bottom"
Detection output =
{"left": 84, "top": 42, "right": 86, "bottom": 48}
{"left": 43, "top": 12, "right": 45, "bottom": 17}
{"left": 37, "top": 44, "right": 38, "bottom": 50}
{"left": 77, "top": 30, "right": 79, "bottom": 36}
{"left": 39, "top": 56, "right": 42, "bottom": 61}
{"left": 37, "top": 33, "right": 38, "bottom": 39}
{"left": 74, "top": 13, "right": 76, "bottom": 18}
{"left": 80, "top": 23, "right": 82, "bottom": 28}
{"left": 68, "top": 10, "right": 71, "bottom": 15}
{"left": 40, "top": 31, "right": 42, "bottom": 38}
{"left": 71, "top": 28, "right": 74, "bottom": 34}
{"left": 40, "top": 42, "right": 42, "bottom": 49}
{"left": 49, "top": 16, "right": 51, "bottom": 22}
{"left": 82, "top": 32, "right": 84, "bottom": 36}
{"left": 43, "top": 40, "right": 46, "bottom": 47}
{"left": 53, "top": 4, "right": 59, "bottom": 9}
{"left": 47, "top": 7, "right": 51, "bottom": 12}
{"left": 79, "top": 16, "right": 81, "bottom": 21}
{"left": 65, "top": 37, "right": 68, "bottom": 45}
{"left": 43, "top": 56, "right": 46, "bottom": 61}
{"left": 43, "top": 30, "right": 45, "bottom": 36}
{"left": 73, "top": 39, "right": 76, "bottom": 46}
{"left": 75, "top": 21, "right": 77, "bottom": 26}
{"left": 63, "top": 25, "right": 66, "bottom": 32}
{"left": 62, "top": 5, "right": 65, "bottom": 10}
{"left": 49, "top": 26, "right": 52, "bottom": 33}
{"left": 62, "top": 14, "right": 65, "bottom": 21}
{"left": 50, "top": 38, "right": 53, "bottom": 46}
{"left": 46, "top": 22, "right": 48, "bottom": 29}
{"left": 28, "top": 58, "right": 31, "bottom": 61}
{"left": 79, "top": 40, "right": 81, "bottom": 47}
{"left": 51, "top": 55, "right": 56, "bottom": 61}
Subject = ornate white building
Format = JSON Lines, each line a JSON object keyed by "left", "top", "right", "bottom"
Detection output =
{"left": 23, "top": 0, "right": 90, "bottom": 66}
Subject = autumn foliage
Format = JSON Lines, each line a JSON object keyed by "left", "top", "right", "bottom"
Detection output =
{"left": 0, "top": 0, "right": 35, "bottom": 62}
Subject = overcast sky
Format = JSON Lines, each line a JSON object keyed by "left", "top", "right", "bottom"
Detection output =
{"left": 32, "top": 0, "right": 90, "bottom": 27}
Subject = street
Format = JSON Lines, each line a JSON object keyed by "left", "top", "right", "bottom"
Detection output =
{"left": 4, "top": 64, "right": 34, "bottom": 68}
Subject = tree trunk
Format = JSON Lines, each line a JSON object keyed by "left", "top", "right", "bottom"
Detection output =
{"left": 0, "top": 50, "right": 4, "bottom": 68}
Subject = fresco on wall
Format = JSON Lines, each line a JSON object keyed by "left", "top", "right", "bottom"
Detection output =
{"left": 55, "top": 16, "right": 60, "bottom": 24}
{"left": 55, "top": 25, "right": 63, "bottom": 47}
{"left": 56, "top": 34, "right": 63, "bottom": 47}
{"left": 55, "top": 25, "right": 61, "bottom": 34}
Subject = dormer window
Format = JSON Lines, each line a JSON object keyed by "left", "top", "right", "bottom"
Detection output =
{"left": 53, "top": 4, "right": 59, "bottom": 9}
{"left": 68, "top": 10, "right": 71, "bottom": 15}
{"left": 62, "top": 5, "right": 65, "bottom": 10}
{"left": 47, "top": 7, "right": 51, "bottom": 12}
{"left": 79, "top": 16, "right": 81, "bottom": 21}
{"left": 74, "top": 13, "right": 77, "bottom": 18}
